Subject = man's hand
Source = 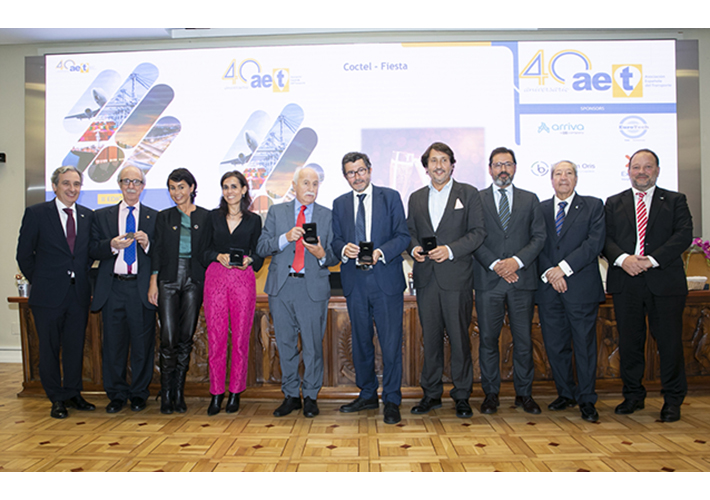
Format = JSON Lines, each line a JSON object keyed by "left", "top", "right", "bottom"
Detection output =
{"left": 304, "top": 237, "right": 326, "bottom": 260}
{"left": 427, "top": 245, "right": 449, "bottom": 263}
{"left": 494, "top": 258, "right": 520, "bottom": 283}
{"left": 371, "top": 249, "right": 383, "bottom": 266}
{"left": 621, "top": 255, "right": 652, "bottom": 276}
{"left": 134, "top": 230, "right": 149, "bottom": 251}
{"left": 411, "top": 246, "right": 426, "bottom": 263}
{"left": 343, "top": 242, "right": 360, "bottom": 260}
{"left": 545, "top": 266, "right": 568, "bottom": 292}
{"left": 111, "top": 233, "right": 134, "bottom": 251}
{"left": 148, "top": 275, "right": 159, "bottom": 306}
{"left": 286, "top": 226, "right": 305, "bottom": 243}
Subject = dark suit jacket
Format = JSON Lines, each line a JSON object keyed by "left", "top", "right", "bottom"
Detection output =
{"left": 603, "top": 187, "right": 692, "bottom": 296}
{"left": 407, "top": 180, "right": 486, "bottom": 291}
{"left": 332, "top": 185, "right": 410, "bottom": 297}
{"left": 473, "top": 185, "right": 546, "bottom": 291}
{"left": 89, "top": 202, "right": 158, "bottom": 312}
{"left": 16, "top": 200, "right": 94, "bottom": 308}
{"left": 150, "top": 206, "right": 212, "bottom": 285}
{"left": 256, "top": 200, "right": 338, "bottom": 302}
{"left": 536, "top": 193, "right": 605, "bottom": 305}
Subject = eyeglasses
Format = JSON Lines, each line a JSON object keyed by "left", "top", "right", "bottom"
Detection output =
{"left": 491, "top": 162, "right": 515, "bottom": 169}
{"left": 120, "top": 179, "right": 144, "bottom": 186}
{"left": 344, "top": 167, "right": 369, "bottom": 179}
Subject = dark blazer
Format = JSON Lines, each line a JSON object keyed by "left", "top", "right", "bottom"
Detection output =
{"left": 473, "top": 185, "right": 546, "bottom": 291}
{"left": 256, "top": 200, "right": 338, "bottom": 302}
{"left": 89, "top": 202, "right": 157, "bottom": 312}
{"left": 332, "top": 186, "right": 410, "bottom": 297}
{"left": 536, "top": 194, "right": 606, "bottom": 304}
{"left": 151, "top": 206, "right": 212, "bottom": 285}
{"left": 17, "top": 200, "right": 94, "bottom": 308}
{"left": 406, "top": 180, "right": 486, "bottom": 291}
{"left": 603, "top": 187, "right": 692, "bottom": 296}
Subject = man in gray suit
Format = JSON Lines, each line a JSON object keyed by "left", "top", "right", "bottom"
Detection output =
{"left": 473, "top": 147, "right": 546, "bottom": 415}
{"left": 256, "top": 167, "right": 338, "bottom": 418}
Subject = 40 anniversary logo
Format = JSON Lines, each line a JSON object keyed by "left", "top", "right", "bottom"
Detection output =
{"left": 223, "top": 58, "right": 290, "bottom": 92}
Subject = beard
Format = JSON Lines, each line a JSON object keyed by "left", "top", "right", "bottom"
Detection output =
{"left": 493, "top": 173, "right": 513, "bottom": 187}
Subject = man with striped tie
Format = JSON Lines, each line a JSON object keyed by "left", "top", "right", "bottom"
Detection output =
{"left": 603, "top": 149, "right": 692, "bottom": 422}
{"left": 536, "top": 161, "right": 605, "bottom": 422}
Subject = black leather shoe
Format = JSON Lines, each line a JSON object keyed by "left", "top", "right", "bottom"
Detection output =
{"left": 64, "top": 395, "right": 96, "bottom": 411}
{"left": 303, "top": 397, "right": 319, "bottom": 418}
{"left": 225, "top": 393, "right": 240, "bottom": 414}
{"left": 273, "top": 396, "right": 302, "bottom": 417}
{"left": 131, "top": 397, "right": 147, "bottom": 412}
{"left": 207, "top": 393, "right": 225, "bottom": 416}
{"left": 580, "top": 402, "right": 599, "bottom": 422}
{"left": 339, "top": 396, "right": 379, "bottom": 413}
{"left": 548, "top": 396, "right": 577, "bottom": 411}
{"left": 455, "top": 399, "right": 473, "bottom": 418}
{"left": 614, "top": 398, "right": 644, "bottom": 415}
{"left": 410, "top": 397, "right": 442, "bottom": 415}
{"left": 51, "top": 401, "right": 68, "bottom": 419}
{"left": 383, "top": 402, "right": 401, "bottom": 424}
{"left": 480, "top": 394, "right": 500, "bottom": 414}
{"left": 106, "top": 399, "right": 125, "bottom": 413}
{"left": 660, "top": 403, "right": 681, "bottom": 422}
{"left": 515, "top": 395, "right": 542, "bottom": 414}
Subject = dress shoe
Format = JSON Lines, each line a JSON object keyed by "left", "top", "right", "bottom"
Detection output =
{"left": 106, "top": 399, "right": 125, "bottom": 413}
{"left": 515, "top": 395, "right": 542, "bottom": 414}
{"left": 339, "top": 396, "right": 379, "bottom": 413}
{"left": 303, "top": 397, "right": 319, "bottom": 418}
{"left": 207, "top": 393, "right": 225, "bottom": 416}
{"left": 480, "top": 394, "right": 500, "bottom": 414}
{"left": 50, "top": 401, "right": 68, "bottom": 419}
{"left": 225, "top": 392, "right": 240, "bottom": 414}
{"left": 548, "top": 396, "right": 577, "bottom": 411}
{"left": 455, "top": 399, "right": 473, "bottom": 418}
{"left": 580, "top": 402, "right": 599, "bottom": 422}
{"left": 64, "top": 395, "right": 95, "bottom": 411}
{"left": 273, "top": 396, "right": 302, "bottom": 417}
{"left": 383, "top": 402, "right": 401, "bottom": 424}
{"left": 614, "top": 398, "right": 644, "bottom": 415}
{"left": 131, "top": 397, "right": 147, "bottom": 412}
{"left": 660, "top": 403, "right": 681, "bottom": 422}
{"left": 410, "top": 397, "right": 442, "bottom": 415}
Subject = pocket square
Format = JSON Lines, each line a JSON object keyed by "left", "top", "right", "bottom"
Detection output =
{"left": 454, "top": 198, "right": 464, "bottom": 210}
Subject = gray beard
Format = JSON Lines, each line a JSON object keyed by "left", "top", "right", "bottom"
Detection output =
{"left": 493, "top": 176, "right": 512, "bottom": 188}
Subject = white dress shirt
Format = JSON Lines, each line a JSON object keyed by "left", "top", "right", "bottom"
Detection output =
{"left": 614, "top": 185, "right": 659, "bottom": 268}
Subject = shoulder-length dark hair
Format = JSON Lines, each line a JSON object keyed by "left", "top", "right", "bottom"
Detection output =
{"left": 167, "top": 168, "right": 197, "bottom": 202}
{"left": 219, "top": 170, "right": 252, "bottom": 217}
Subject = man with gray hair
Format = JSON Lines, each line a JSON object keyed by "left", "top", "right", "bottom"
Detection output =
{"left": 536, "top": 161, "right": 605, "bottom": 422}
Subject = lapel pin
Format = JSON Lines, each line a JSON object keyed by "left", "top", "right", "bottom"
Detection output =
{"left": 172, "top": 226, "right": 178, "bottom": 231}
{"left": 194, "top": 224, "right": 199, "bottom": 229}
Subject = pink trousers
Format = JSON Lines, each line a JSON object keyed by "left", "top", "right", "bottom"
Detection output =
{"left": 203, "top": 261, "right": 256, "bottom": 395}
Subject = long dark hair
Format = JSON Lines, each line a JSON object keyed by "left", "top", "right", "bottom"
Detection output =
{"left": 219, "top": 170, "right": 252, "bottom": 217}
{"left": 167, "top": 168, "right": 197, "bottom": 202}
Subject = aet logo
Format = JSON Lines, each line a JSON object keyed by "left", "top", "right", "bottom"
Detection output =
{"left": 223, "top": 59, "right": 290, "bottom": 92}
{"left": 612, "top": 65, "right": 642, "bottom": 98}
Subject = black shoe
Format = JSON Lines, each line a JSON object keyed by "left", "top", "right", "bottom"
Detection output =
{"left": 410, "top": 397, "right": 442, "bottom": 415}
{"left": 50, "top": 401, "right": 68, "bottom": 419}
{"left": 225, "top": 392, "right": 240, "bottom": 414}
{"left": 515, "top": 395, "right": 542, "bottom": 414}
{"left": 339, "top": 396, "right": 379, "bottom": 413}
{"left": 548, "top": 396, "right": 577, "bottom": 411}
{"left": 174, "top": 384, "right": 187, "bottom": 413}
{"left": 660, "top": 403, "right": 681, "bottom": 422}
{"left": 480, "top": 394, "right": 500, "bottom": 414}
{"left": 273, "top": 396, "right": 302, "bottom": 417}
{"left": 131, "top": 397, "right": 147, "bottom": 412}
{"left": 207, "top": 393, "right": 225, "bottom": 416}
{"left": 159, "top": 389, "right": 174, "bottom": 415}
{"left": 64, "top": 395, "right": 96, "bottom": 411}
{"left": 455, "top": 399, "right": 473, "bottom": 418}
{"left": 580, "top": 402, "right": 599, "bottom": 422}
{"left": 383, "top": 402, "right": 401, "bottom": 424}
{"left": 106, "top": 399, "right": 125, "bottom": 414}
{"left": 303, "top": 397, "right": 319, "bottom": 418}
{"left": 614, "top": 398, "right": 644, "bottom": 415}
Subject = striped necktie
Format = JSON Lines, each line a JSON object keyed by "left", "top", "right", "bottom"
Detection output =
{"left": 636, "top": 192, "right": 647, "bottom": 256}
{"left": 498, "top": 188, "right": 510, "bottom": 231}
{"left": 124, "top": 206, "right": 136, "bottom": 274}
{"left": 555, "top": 201, "right": 567, "bottom": 236}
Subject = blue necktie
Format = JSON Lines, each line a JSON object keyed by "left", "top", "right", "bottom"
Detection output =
{"left": 555, "top": 201, "right": 567, "bottom": 236}
{"left": 498, "top": 188, "right": 510, "bottom": 231}
{"left": 124, "top": 206, "right": 136, "bottom": 273}
{"left": 356, "top": 193, "right": 366, "bottom": 242}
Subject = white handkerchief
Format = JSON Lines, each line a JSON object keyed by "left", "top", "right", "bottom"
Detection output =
{"left": 454, "top": 198, "right": 464, "bottom": 210}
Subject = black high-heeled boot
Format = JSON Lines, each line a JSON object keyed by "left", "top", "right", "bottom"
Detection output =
{"left": 207, "top": 393, "right": 224, "bottom": 416}
{"left": 159, "top": 352, "right": 175, "bottom": 415}
{"left": 225, "top": 392, "right": 240, "bottom": 414}
{"left": 174, "top": 370, "right": 187, "bottom": 413}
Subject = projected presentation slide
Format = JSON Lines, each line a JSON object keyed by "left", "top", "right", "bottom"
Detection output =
{"left": 45, "top": 40, "right": 677, "bottom": 212}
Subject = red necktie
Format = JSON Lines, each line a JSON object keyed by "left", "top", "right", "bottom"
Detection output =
{"left": 63, "top": 208, "right": 76, "bottom": 254}
{"left": 292, "top": 205, "right": 307, "bottom": 273}
{"left": 636, "top": 192, "right": 647, "bottom": 256}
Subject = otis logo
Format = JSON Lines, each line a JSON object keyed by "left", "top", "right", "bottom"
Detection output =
{"left": 223, "top": 59, "right": 290, "bottom": 92}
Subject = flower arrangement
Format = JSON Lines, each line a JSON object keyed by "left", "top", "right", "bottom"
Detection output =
{"left": 687, "top": 237, "right": 710, "bottom": 271}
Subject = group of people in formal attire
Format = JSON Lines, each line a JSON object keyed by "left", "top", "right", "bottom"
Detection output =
{"left": 16, "top": 143, "right": 692, "bottom": 425}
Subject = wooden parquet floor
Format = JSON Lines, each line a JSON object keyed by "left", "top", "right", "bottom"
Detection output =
{"left": 2, "top": 363, "right": 710, "bottom": 473}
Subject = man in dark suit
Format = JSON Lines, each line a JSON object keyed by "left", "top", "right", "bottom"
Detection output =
{"left": 256, "top": 167, "right": 338, "bottom": 418}
{"left": 90, "top": 166, "right": 157, "bottom": 413}
{"left": 407, "top": 142, "right": 486, "bottom": 418}
{"left": 16, "top": 166, "right": 95, "bottom": 419}
{"left": 473, "top": 147, "right": 546, "bottom": 415}
{"left": 603, "top": 149, "right": 692, "bottom": 422}
{"left": 332, "top": 152, "right": 410, "bottom": 424}
{"left": 536, "top": 161, "right": 605, "bottom": 422}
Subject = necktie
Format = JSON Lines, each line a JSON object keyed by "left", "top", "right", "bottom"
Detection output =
{"left": 356, "top": 193, "right": 366, "bottom": 242}
{"left": 636, "top": 192, "right": 647, "bottom": 256}
{"left": 124, "top": 206, "right": 136, "bottom": 273}
{"left": 555, "top": 201, "right": 568, "bottom": 236}
{"left": 292, "top": 205, "right": 307, "bottom": 273}
{"left": 498, "top": 188, "right": 510, "bottom": 231}
{"left": 63, "top": 208, "right": 76, "bottom": 254}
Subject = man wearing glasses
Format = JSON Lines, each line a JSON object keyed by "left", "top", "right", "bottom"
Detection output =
{"left": 90, "top": 166, "right": 157, "bottom": 413}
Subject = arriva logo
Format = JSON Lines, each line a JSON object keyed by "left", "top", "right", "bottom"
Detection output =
{"left": 537, "top": 122, "right": 585, "bottom": 134}
{"left": 521, "top": 50, "right": 642, "bottom": 97}
{"left": 223, "top": 58, "right": 290, "bottom": 92}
